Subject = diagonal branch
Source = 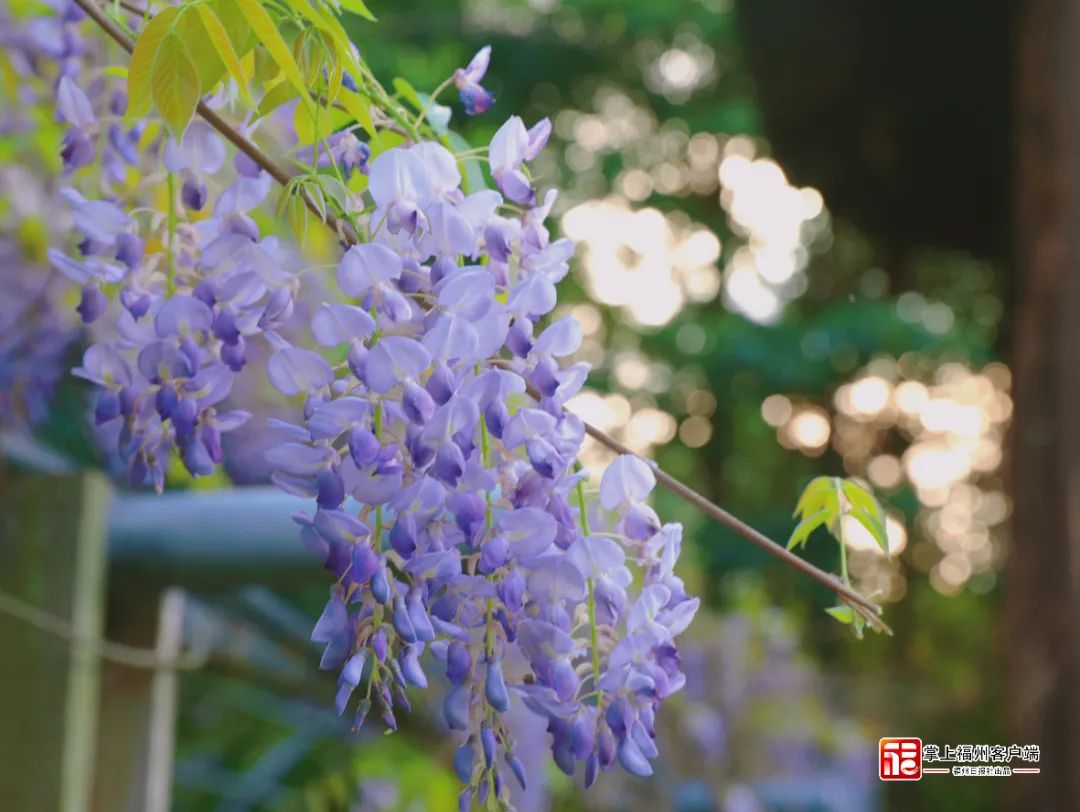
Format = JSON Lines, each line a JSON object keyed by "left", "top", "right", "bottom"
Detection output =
{"left": 73, "top": 0, "right": 890, "bottom": 632}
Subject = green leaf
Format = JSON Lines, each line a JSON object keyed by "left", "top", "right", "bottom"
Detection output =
{"left": 851, "top": 506, "right": 891, "bottom": 555}
{"left": 841, "top": 479, "right": 890, "bottom": 554}
{"left": 786, "top": 508, "right": 829, "bottom": 550}
{"left": 150, "top": 30, "right": 200, "bottom": 136}
{"left": 257, "top": 77, "right": 296, "bottom": 119}
{"left": 338, "top": 0, "right": 377, "bottom": 21}
{"left": 209, "top": 0, "right": 257, "bottom": 54}
{"left": 175, "top": 8, "right": 226, "bottom": 96}
{"left": 338, "top": 88, "right": 376, "bottom": 138}
{"left": 392, "top": 77, "right": 423, "bottom": 113}
{"left": 825, "top": 605, "right": 854, "bottom": 624}
{"left": 127, "top": 6, "right": 181, "bottom": 122}
{"left": 792, "top": 475, "right": 834, "bottom": 519}
{"left": 195, "top": 5, "right": 254, "bottom": 105}
{"left": 235, "top": 0, "right": 312, "bottom": 104}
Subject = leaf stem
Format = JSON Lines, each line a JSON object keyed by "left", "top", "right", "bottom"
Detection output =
{"left": 165, "top": 170, "right": 176, "bottom": 296}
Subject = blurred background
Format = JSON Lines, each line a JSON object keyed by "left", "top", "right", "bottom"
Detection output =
{"left": 2, "top": 0, "right": 1075, "bottom": 810}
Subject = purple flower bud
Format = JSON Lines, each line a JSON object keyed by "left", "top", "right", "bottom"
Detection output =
{"left": 77, "top": 285, "right": 106, "bottom": 323}
{"left": 484, "top": 400, "right": 510, "bottom": 439}
{"left": 526, "top": 437, "right": 559, "bottom": 479}
{"left": 597, "top": 726, "right": 616, "bottom": 769}
{"left": 118, "top": 289, "right": 149, "bottom": 322}
{"left": 530, "top": 357, "right": 560, "bottom": 397}
{"left": 480, "top": 722, "right": 496, "bottom": 767}
{"left": 430, "top": 255, "right": 456, "bottom": 286}
{"left": 348, "top": 426, "right": 380, "bottom": 467}
{"left": 399, "top": 645, "right": 427, "bottom": 688}
{"left": 181, "top": 176, "right": 207, "bottom": 210}
{"left": 371, "top": 628, "right": 388, "bottom": 661}
{"left": 605, "top": 697, "right": 631, "bottom": 740}
{"left": 351, "top": 543, "right": 380, "bottom": 584}
{"left": 446, "top": 642, "right": 472, "bottom": 685}
{"left": 570, "top": 713, "right": 595, "bottom": 760}
{"left": 553, "top": 658, "right": 580, "bottom": 704}
{"left": 426, "top": 361, "right": 456, "bottom": 405}
{"left": 505, "top": 753, "right": 527, "bottom": 790}
{"left": 584, "top": 753, "right": 599, "bottom": 788}
{"left": 485, "top": 657, "right": 509, "bottom": 713}
{"left": 403, "top": 380, "right": 436, "bottom": 424}
{"left": 443, "top": 684, "right": 470, "bottom": 730}
{"left": 212, "top": 308, "right": 240, "bottom": 345}
{"left": 93, "top": 390, "right": 120, "bottom": 424}
{"left": 406, "top": 589, "right": 436, "bottom": 642}
{"left": 478, "top": 534, "right": 508, "bottom": 575}
{"left": 155, "top": 385, "right": 179, "bottom": 420}
{"left": 392, "top": 596, "right": 418, "bottom": 643}
{"left": 498, "top": 571, "right": 525, "bottom": 614}
{"left": 457, "top": 789, "right": 472, "bottom": 812}
{"left": 454, "top": 742, "right": 474, "bottom": 783}
{"left": 390, "top": 513, "right": 417, "bottom": 557}
{"left": 316, "top": 468, "right": 345, "bottom": 508}
{"left": 432, "top": 441, "right": 465, "bottom": 485}
{"left": 370, "top": 568, "right": 391, "bottom": 604}
{"left": 506, "top": 319, "right": 533, "bottom": 357}
{"left": 114, "top": 232, "right": 143, "bottom": 269}
{"left": 617, "top": 737, "right": 653, "bottom": 777}
{"left": 221, "top": 338, "right": 246, "bottom": 372}
{"left": 353, "top": 698, "right": 371, "bottom": 729}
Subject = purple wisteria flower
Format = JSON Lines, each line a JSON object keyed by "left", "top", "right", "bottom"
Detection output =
{"left": 256, "top": 130, "right": 698, "bottom": 803}
{"left": 454, "top": 45, "right": 495, "bottom": 115}
{"left": 35, "top": 16, "right": 700, "bottom": 803}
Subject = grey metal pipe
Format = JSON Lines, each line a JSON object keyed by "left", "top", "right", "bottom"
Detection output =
{"left": 108, "top": 488, "right": 318, "bottom": 590}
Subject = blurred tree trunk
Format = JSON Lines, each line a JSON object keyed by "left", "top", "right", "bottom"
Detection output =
{"left": 1009, "top": 0, "right": 1080, "bottom": 807}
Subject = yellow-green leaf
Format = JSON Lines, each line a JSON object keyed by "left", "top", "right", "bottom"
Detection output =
{"left": 792, "top": 475, "right": 834, "bottom": 519}
{"left": 338, "top": 0, "right": 376, "bottom": 21}
{"left": 151, "top": 30, "right": 200, "bottom": 136}
{"left": 235, "top": 0, "right": 312, "bottom": 103}
{"left": 392, "top": 77, "right": 423, "bottom": 113}
{"left": 127, "top": 6, "right": 180, "bottom": 122}
{"left": 338, "top": 88, "right": 376, "bottom": 138}
{"left": 176, "top": 8, "right": 226, "bottom": 95}
{"left": 257, "top": 77, "right": 298, "bottom": 119}
{"left": 195, "top": 5, "right": 254, "bottom": 106}
{"left": 825, "top": 605, "right": 854, "bottom": 624}
{"left": 787, "top": 508, "right": 829, "bottom": 550}
{"left": 210, "top": 0, "right": 257, "bottom": 54}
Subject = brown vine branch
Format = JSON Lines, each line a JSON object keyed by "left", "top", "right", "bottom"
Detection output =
{"left": 74, "top": 0, "right": 891, "bottom": 632}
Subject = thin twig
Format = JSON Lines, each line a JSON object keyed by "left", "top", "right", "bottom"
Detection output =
{"left": 73, "top": 0, "right": 890, "bottom": 631}
{"left": 77, "top": 0, "right": 358, "bottom": 245}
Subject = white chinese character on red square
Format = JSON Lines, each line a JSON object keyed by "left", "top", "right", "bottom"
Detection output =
{"left": 880, "top": 738, "right": 922, "bottom": 781}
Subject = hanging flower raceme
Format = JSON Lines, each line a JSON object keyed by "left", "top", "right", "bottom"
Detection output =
{"left": 31, "top": 6, "right": 701, "bottom": 802}
{"left": 262, "top": 128, "right": 698, "bottom": 804}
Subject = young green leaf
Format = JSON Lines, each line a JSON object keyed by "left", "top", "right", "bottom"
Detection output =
{"left": 392, "top": 77, "right": 424, "bottom": 113}
{"left": 792, "top": 475, "right": 835, "bottom": 519}
{"left": 825, "top": 605, "right": 854, "bottom": 624}
{"left": 195, "top": 5, "right": 254, "bottom": 106}
{"left": 337, "top": 0, "right": 377, "bottom": 21}
{"left": 841, "top": 479, "right": 890, "bottom": 554}
{"left": 338, "top": 88, "right": 377, "bottom": 138}
{"left": 235, "top": 0, "right": 313, "bottom": 104}
{"left": 787, "top": 508, "right": 830, "bottom": 550}
{"left": 150, "top": 30, "right": 200, "bottom": 136}
{"left": 127, "top": 6, "right": 181, "bottom": 122}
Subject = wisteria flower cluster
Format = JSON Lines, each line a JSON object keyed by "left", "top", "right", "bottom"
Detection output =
{"left": 267, "top": 133, "right": 700, "bottom": 805}
{"left": 20, "top": 2, "right": 701, "bottom": 806}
